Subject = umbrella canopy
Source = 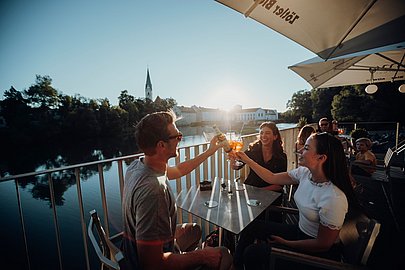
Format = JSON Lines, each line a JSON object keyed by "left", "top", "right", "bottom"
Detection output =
{"left": 288, "top": 43, "right": 405, "bottom": 89}
{"left": 215, "top": 0, "right": 405, "bottom": 60}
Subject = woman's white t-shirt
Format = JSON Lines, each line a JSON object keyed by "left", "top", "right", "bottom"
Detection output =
{"left": 288, "top": 166, "right": 348, "bottom": 238}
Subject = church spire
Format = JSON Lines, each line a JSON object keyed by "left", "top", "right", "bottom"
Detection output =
{"left": 145, "top": 68, "right": 153, "bottom": 101}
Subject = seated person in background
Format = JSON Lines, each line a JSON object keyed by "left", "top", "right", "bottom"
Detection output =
{"left": 339, "top": 136, "right": 354, "bottom": 158}
{"left": 351, "top": 137, "right": 377, "bottom": 177}
{"left": 230, "top": 122, "right": 287, "bottom": 222}
{"left": 232, "top": 132, "right": 359, "bottom": 270}
{"left": 296, "top": 125, "right": 316, "bottom": 155}
{"left": 295, "top": 124, "right": 316, "bottom": 167}
{"left": 317, "top": 117, "right": 330, "bottom": 133}
{"left": 331, "top": 120, "right": 339, "bottom": 136}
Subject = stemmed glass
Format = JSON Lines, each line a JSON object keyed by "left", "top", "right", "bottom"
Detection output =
{"left": 229, "top": 133, "right": 244, "bottom": 167}
{"left": 229, "top": 133, "right": 245, "bottom": 191}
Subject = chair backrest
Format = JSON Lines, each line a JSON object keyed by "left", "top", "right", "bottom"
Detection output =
{"left": 88, "top": 209, "right": 124, "bottom": 270}
{"left": 338, "top": 211, "right": 381, "bottom": 265}
{"left": 384, "top": 147, "right": 394, "bottom": 169}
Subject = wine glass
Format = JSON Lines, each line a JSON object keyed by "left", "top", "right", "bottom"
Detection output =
{"left": 229, "top": 133, "right": 244, "bottom": 166}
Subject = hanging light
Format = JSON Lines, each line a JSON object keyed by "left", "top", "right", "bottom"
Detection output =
{"left": 399, "top": 84, "right": 405, "bottom": 93}
{"left": 365, "top": 84, "right": 378, "bottom": 94}
{"left": 365, "top": 68, "right": 378, "bottom": 94}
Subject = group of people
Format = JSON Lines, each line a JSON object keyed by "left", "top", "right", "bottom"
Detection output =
{"left": 317, "top": 117, "right": 377, "bottom": 177}
{"left": 120, "top": 110, "right": 365, "bottom": 270}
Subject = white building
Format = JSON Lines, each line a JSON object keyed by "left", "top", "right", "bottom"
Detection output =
{"left": 173, "top": 106, "right": 197, "bottom": 125}
{"left": 234, "top": 107, "right": 278, "bottom": 122}
{"left": 174, "top": 105, "right": 278, "bottom": 126}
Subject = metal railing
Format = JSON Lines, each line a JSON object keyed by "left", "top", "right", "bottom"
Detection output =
{"left": 2, "top": 122, "right": 402, "bottom": 269}
{"left": 0, "top": 126, "right": 299, "bottom": 270}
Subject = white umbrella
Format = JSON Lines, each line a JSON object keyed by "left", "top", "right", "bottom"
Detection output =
{"left": 215, "top": 0, "right": 405, "bottom": 60}
{"left": 288, "top": 43, "right": 405, "bottom": 91}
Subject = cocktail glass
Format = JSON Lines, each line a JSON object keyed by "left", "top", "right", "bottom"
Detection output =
{"left": 230, "top": 134, "right": 244, "bottom": 167}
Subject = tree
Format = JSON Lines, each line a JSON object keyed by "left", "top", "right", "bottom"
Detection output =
{"left": 331, "top": 87, "right": 371, "bottom": 121}
{"left": 285, "top": 90, "right": 313, "bottom": 122}
{"left": 25, "top": 75, "right": 60, "bottom": 109}
{"left": 311, "top": 87, "right": 342, "bottom": 121}
{"left": 1, "top": 86, "right": 30, "bottom": 125}
{"left": 118, "top": 90, "right": 135, "bottom": 108}
{"left": 0, "top": 86, "right": 32, "bottom": 144}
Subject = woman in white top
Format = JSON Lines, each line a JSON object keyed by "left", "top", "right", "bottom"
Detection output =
{"left": 233, "top": 132, "right": 358, "bottom": 270}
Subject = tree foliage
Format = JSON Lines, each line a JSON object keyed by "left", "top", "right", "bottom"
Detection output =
{"left": 0, "top": 75, "right": 178, "bottom": 172}
{"left": 282, "top": 81, "right": 405, "bottom": 125}
{"left": 285, "top": 90, "right": 313, "bottom": 123}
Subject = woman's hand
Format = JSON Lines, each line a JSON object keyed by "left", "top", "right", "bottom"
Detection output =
{"left": 268, "top": 235, "right": 287, "bottom": 246}
{"left": 235, "top": 151, "right": 250, "bottom": 163}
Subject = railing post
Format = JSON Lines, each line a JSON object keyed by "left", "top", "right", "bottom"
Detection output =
{"left": 15, "top": 179, "right": 31, "bottom": 270}
{"left": 98, "top": 164, "right": 110, "bottom": 237}
{"left": 48, "top": 174, "right": 63, "bottom": 270}
{"left": 395, "top": 122, "right": 399, "bottom": 149}
{"left": 75, "top": 168, "right": 91, "bottom": 270}
{"left": 117, "top": 160, "right": 125, "bottom": 203}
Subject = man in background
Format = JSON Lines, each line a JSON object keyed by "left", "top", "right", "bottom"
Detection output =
{"left": 317, "top": 117, "right": 330, "bottom": 133}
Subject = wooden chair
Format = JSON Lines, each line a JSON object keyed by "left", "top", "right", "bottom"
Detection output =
{"left": 88, "top": 209, "right": 125, "bottom": 270}
{"left": 268, "top": 206, "right": 381, "bottom": 270}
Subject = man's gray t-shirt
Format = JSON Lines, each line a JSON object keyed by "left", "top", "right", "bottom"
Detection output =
{"left": 122, "top": 157, "right": 177, "bottom": 268}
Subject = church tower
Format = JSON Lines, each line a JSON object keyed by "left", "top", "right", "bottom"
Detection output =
{"left": 145, "top": 68, "right": 153, "bottom": 101}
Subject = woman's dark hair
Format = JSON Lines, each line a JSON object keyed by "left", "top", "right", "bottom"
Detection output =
{"left": 254, "top": 122, "right": 285, "bottom": 157}
{"left": 313, "top": 132, "right": 358, "bottom": 210}
{"left": 296, "top": 124, "right": 316, "bottom": 146}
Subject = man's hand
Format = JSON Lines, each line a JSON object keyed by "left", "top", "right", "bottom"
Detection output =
{"left": 207, "top": 135, "right": 221, "bottom": 153}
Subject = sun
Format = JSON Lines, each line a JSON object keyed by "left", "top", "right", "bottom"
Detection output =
{"left": 205, "top": 83, "right": 247, "bottom": 111}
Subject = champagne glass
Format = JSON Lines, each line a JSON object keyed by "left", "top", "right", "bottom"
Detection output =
{"left": 229, "top": 133, "right": 245, "bottom": 191}
{"left": 229, "top": 133, "right": 244, "bottom": 167}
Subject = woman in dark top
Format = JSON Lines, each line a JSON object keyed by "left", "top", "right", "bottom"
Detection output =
{"left": 231, "top": 122, "right": 287, "bottom": 223}
{"left": 232, "top": 121, "right": 287, "bottom": 189}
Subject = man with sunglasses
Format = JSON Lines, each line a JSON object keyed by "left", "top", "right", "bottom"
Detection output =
{"left": 122, "top": 110, "right": 232, "bottom": 270}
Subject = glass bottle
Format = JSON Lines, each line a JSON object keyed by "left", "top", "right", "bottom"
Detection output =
{"left": 212, "top": 125, "right": 232, "bottom": 153}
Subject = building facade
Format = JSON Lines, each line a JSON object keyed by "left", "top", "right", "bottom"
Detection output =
{"left": 174, "top": 105, "right": 278, "bottom": 126}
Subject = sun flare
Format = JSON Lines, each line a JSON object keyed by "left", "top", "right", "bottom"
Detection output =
{"left": 205, "top": 83, "right": 247, "bottom": 111}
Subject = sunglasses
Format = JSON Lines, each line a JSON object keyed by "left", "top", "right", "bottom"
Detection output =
{"left": 320, "top": 123, "right": 329, "bottom": 126}
{"left": 166, "top": 132, "right": 183, "bottom": 142}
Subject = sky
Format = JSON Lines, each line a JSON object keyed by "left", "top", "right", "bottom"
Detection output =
{"left": 0, "top": 0, "right": 316, "bottom": 112}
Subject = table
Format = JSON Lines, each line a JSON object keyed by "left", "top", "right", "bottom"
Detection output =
{"left": 175, "top": 177, "right": 281, "bottom": 236}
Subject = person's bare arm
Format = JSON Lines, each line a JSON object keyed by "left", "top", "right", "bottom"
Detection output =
{"left": 167, "top": 136, "right": 220, "bottom": 180}
{"left": 261, "top": 185, "right": 283, "bottom": 192}
{"left": 354, "top": 159, "right": 372, "bottom": 165}
{"left": 137, "top": 240, "right": 222, "bottom": 270}
{"left": 236, "top": 151, "right": 295, "bottom": 185}
{"left": 270, "top": 224, "right": 340, "bottom": 253}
